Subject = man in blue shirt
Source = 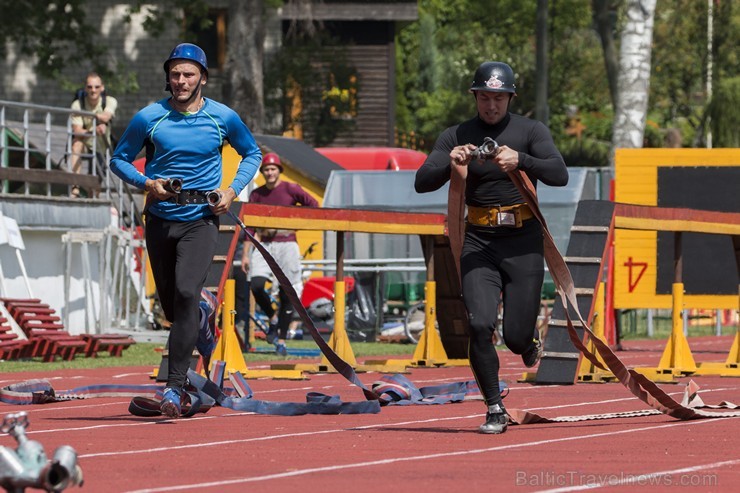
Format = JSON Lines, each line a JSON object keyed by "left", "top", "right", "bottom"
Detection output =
{"left": 111, "top": 43, "right": 262, "bottom": 418}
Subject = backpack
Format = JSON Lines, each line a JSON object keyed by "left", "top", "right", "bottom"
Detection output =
{"left": 74, "top": 88, "right": 107, "bottom": 111}
{"left": 73, "top": 88, "right": 117, "bottom": 149}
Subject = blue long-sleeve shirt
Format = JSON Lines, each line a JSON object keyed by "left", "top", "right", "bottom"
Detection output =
{"left": 111, "top": 97, "right": 262, "bottom": 221}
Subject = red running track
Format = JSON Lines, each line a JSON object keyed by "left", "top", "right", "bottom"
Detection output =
{"left": 1, "top": 335, "right": 739, "bottom": 493}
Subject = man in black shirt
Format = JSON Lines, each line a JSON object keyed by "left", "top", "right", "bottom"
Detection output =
{"left": 415, "top": 61, "right": 568, "bottom": 434}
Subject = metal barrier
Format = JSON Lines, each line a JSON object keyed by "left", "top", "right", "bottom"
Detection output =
{"left": 0, "top": 99, "right": 150, "bottom": 333}
{"left": 0, "top": 99, "right": 99, "bottom": 196}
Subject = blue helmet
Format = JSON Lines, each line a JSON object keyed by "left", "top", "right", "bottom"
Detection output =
{"left": 163, "top": 43, "right": 208, "bottom": 76}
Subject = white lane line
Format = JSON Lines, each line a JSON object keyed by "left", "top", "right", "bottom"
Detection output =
{"left": 13, "top": 386, "right": 735, "bottom": 438}
{"left": 113, "top": 372, "right": 153, "bottom": 379}
{"left": 534, "top": 458, "right": 740, "bottom": 492}
{"left": 78, "top": 413, "right": 480, "bottom": 458}
{"left": 79, "top": 390, "right": 738, "bottom": 460}
{"left": 121, "top": 418, "right": 732, "bottom": 493}
{"left": 21, "top": 414, "right": 221, "bottom": 435}
{"left": 0, "top": 375, "right": 86, "bottom": 385}
{"left": 2, "top": 401, "right": 126, "bottom": 416}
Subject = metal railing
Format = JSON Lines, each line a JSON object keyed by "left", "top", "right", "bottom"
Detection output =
{"left": 0, "top": 99, "right": 150, "bottom": 332}
{"left": 301, "top": 257, "right": 426, "bottom": 273}
{"left": 0, "top": 99, "right": 98, "bottom": 195}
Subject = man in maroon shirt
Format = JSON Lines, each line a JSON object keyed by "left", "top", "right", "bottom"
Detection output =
{"left": 241, "top": 153, "right": 318, "bottom": 354}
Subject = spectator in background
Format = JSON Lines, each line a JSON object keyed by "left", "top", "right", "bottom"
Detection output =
{"left": 663, "top": 128, "right": 683, "bottom": 148}
{"left": 241, "top": 153, "right": 318, "bottom": 356}
{"left": 232, "top": 228, "right": 251, "bottom": 345}
{"left": 69, "top": 72, "right": 118, "bottom": 197}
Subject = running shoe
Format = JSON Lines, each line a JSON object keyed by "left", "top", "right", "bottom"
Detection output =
{"left": 160, "top": 387, "right": 182, "bottom": 418}
{"left": 522, "top": 337, "right": 543, "bottom": 368}
{"left": 196, "top": 301, "right": 216, "bottom": 358}
{"left": 265, "top": 323, "right": 278, "bottom": 344}
{"left": 275, "top": 342, "right": 288, "bottom": 356}
{"left": 478, "top": 403, "right": 508, "bottom": 434}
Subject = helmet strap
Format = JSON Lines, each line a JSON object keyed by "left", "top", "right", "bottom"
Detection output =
{"left": 167, "top": 73, "right": 205, "bottom": 108}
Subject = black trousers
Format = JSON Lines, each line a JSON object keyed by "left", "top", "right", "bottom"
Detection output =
{"left": 250, "top": 277, "right": 293, "bottom": 340}
{"left": 461, "top": 219, "right": 544, "bottom": 406}
{"left": 146, "top": 215, "right": 219, "bottom": 389}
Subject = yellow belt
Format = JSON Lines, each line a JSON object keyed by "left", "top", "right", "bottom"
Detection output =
{"left": 467, "top": 204, "right": 534, "bottom": 227}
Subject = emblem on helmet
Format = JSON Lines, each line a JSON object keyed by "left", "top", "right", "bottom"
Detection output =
{"left": 486, "top": 75, "right": 503, "bottom": 89}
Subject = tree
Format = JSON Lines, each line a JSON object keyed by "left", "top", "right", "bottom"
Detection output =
{"left": 611, "top": 0, "right": 656, "bottom": 159}
{"left": 535, "top": 0, "right": 549, "bottom": 124}
{"left": 708, "top": 77, "right": 740, "bottom": 147}
{"left": 592, "top": 0, "right": 620, "bottom": 107}
{"left": 395, "top": 0, "right": 605, "bottom": 157}
{"left": 224, "top": 0, "right": 266, "bottom": 133}
{"left": 0, "top": 1, "right": 104, "bottom": 80}
{"left": 128, "top": 0, "right": 292, "bottom": 133}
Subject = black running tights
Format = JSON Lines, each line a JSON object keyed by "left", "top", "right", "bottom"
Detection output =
{"left": 461, "top": 220, "right": 544, "bottom": 406}
{"left": 146, "top": 215, "right": 219, "bottom": 389}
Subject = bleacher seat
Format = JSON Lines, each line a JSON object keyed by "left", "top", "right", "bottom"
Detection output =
{"left": 0, "top": 298, "right": 135, "bottom": 361}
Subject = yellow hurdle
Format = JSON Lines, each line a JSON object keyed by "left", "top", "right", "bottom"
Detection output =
{"left": 577, "top": 282, "right": 616, "bottom": 383}
{"left": 211, "top": 279, "right": 248, "bottom": 375}
{"left": 409, "top": 281, "right": 467, "bottom": 367}
{"left": 634, "top": 282, "right": 695, "bottom": 381}
{"left": 214, "top": 279, "right": 304, "bottom": 379}
{"left": 272, "top": 279, "right": 387, "bottom": 373}
{"left": 693, "top": 289, "right": 740, "bottom": 377}
{"left": 657, "top": 282, "right": 698, "bottom": 374}
{"left": 365, "top": 281, "right": 468, "bottom": 369}
{"left": 320, "top": 280, "right": 359, "bottom": 369}
{"left": 725, "top": 330, "right": 740, "bottom": 367}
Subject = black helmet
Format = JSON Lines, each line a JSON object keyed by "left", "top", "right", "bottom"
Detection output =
{"left": 470, "top": 62, "right": 516, "bottom": 93}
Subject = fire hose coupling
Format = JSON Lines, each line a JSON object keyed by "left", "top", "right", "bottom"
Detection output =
{"left": 162, "top": 177, "right": 184, "bottom": 194}
{"left": 206, "top": 190, "right": 222, "bottom": 206}
{"left": 0, "top": 412, "right": 84, "bottom": 492}
{"left": 160, "top": 178, "right": 221, "bottom": 205}
{"left": 471, "top": 137, "right": 500, "bottom": 160}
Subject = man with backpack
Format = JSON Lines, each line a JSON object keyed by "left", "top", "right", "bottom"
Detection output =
{"left": 69, "top": 72, "right": 118, "bottom": 196}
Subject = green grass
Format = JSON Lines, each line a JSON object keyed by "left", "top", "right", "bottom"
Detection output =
{"left": 0, "top": 339, "right": 416, "bottom": 373}
{"left": 0, "top": 342, "right": 163, "bottom": 373}
{"left": 4, "top": 313, "right": 734, "bottom": 373}
{"left": 245, "top": 339, "right": 414, "bottom": 361}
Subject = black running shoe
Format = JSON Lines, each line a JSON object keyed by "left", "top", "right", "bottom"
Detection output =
{"left": 522, "top": 338, "right": 543, "bottom": 368}
{"left": 479, "top": 403, "right": 508, "bottom": 434}
{"left": 265, "top": 323, "right": 278, "bottom": 344}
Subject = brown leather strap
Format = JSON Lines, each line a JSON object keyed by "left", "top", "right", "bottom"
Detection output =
{"left": 448, "top": 167, "right": 466, "bottom": 289}
{"left": 447, "top": 165, "right": 740, "bottom": 421}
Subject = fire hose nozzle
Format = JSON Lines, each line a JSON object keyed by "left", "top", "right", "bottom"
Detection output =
{"left": 471, "top": 137, "right": 500, "bottom": 159}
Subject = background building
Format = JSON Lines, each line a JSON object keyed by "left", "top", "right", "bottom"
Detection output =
{"left": 0, "top": 1, "right": 418, "bottom": 148}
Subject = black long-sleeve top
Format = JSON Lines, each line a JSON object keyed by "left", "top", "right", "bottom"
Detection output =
{"left": 414, "top": 113, "right": 569, "bottom": 207}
